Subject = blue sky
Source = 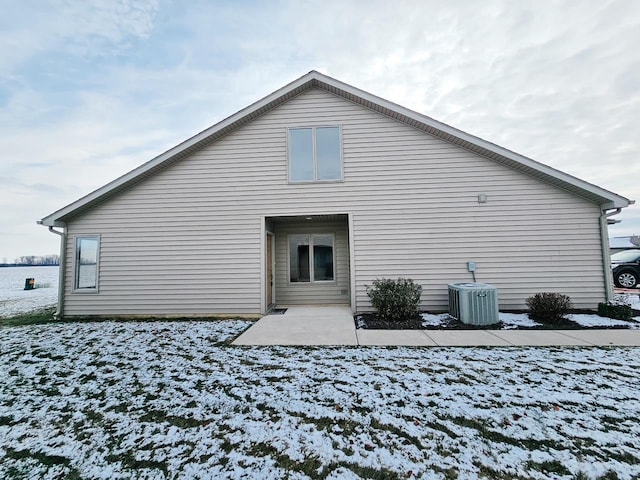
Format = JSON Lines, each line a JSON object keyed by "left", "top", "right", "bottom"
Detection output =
{"left": 1, "top": 0, "right": 639, "bottom": 261}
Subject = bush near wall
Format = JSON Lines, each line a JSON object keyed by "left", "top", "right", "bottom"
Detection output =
{"left": 598, "top": 302, "right": 633, "bottom": 321}
{"left": 366, "top": 278, "right": 422, "bottom": 322}
{"left": 526, "top": 293, "right": 573, "bottom": 325}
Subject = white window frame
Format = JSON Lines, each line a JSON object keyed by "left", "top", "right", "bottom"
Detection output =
{"left": 287, "top": 233, "right": 336, "bottom": 284}
{"left": 73, "top": 235, "right": 100, "bottom": 293}
{"left": 287, "top": 126, "right": 343, "bottom": 183}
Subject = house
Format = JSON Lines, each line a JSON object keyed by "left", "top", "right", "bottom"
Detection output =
{"left": 610, "top": 236, "right": 640, "bottom": 254}
{"left": 39, "top": 71, "right": 633, "bottom": 318}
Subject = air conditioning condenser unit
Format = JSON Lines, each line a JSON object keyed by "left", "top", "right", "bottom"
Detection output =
{"left": 448, "top": 283, "right": 499, "bottom": 325}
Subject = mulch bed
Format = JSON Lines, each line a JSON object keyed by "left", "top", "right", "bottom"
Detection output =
{"left": 355, "top": 312, "right": 640, "bottom": 330}
{"left": 355, "top": 314, "right": 424, "bottom": 330}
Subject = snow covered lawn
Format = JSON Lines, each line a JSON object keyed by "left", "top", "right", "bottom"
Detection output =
{"left": 1, "top": 321, "right": 639, "bottom": 479}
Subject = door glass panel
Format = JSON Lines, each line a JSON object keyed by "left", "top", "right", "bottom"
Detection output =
{"left": 313, "top": 234, "right": 334, "bottom": 281}
{"left": 289, "top": 235, "right": 310, "bottom": 282}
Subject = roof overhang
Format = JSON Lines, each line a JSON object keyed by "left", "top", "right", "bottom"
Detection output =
{"left": 39, "top": 70, "right": 632, "bottom": 227}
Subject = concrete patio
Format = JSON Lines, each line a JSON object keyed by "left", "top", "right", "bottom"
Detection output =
{"left": 232, "top": 306, "right": 640, "bottom": 346}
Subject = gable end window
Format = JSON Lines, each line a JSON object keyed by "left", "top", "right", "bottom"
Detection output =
{"left": 74, "top": 236, "right": 100, "bottom": 291}
{"left": 289, "top": 126, "right": 342, "bottom": 182}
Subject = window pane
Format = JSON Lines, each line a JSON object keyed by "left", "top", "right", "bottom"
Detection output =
{"left": 289, "top": 128, "right": 314, "bottom": 181}
{"left": 77, "top": 238, "right": 98, "bottom": 289}
{"left": 316, "top": 127, "right": 341, "bottom": 180}
{"left": 313, "top": 235, "right": 334, "bottom": 281}
{"left": 289, "top": 235, "right": 310, "bottom": 282}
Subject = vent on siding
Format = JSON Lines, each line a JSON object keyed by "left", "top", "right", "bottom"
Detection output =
{"left": 448, "top": 283, "right": 499, "bottom": 326}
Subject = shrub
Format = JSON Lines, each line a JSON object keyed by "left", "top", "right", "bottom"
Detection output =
{"left": 598, "top": 295, "right": 633, "bottom": 321}
{"left": 526, "top": 292, "right": 573, "bottom": 325}
{"left": 366, "top": 278, "right": 422, "bottom": 322}
{"left": 598, "top": 302, "right": 632, "bottom": 321}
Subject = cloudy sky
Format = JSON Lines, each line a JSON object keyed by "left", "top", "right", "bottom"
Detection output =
{"left": 1, "top": 0, "right": 639, "bottom": 261}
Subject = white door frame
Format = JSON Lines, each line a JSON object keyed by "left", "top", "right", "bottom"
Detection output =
{"left": 266, "top": 231, "right": 275, "bottom": 309}
{"left": 260, "top": 213, "right": 355, "bottom": 313}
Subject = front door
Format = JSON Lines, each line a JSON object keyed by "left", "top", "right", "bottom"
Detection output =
{"left": 266, "top": 233, "right": 274, "bottom": 307}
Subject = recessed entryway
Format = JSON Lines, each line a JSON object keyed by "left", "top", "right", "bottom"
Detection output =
{"left": 263, "top": 214, "right": 351, "bottom": 314}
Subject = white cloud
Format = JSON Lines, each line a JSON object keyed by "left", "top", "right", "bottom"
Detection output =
{"left": 0, "top": 0, "right": 158, "bottom": 73}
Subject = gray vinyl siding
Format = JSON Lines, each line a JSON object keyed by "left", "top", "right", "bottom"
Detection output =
{"left": 273, "top": 221, "right": 350, "bottom": 305}
{"left": 62, "top": 87, "right": 606, "bottom": 315}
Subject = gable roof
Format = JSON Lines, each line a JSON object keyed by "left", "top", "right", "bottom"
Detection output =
{"left": 40, "top": 70, "right": 632, "bottom": 227}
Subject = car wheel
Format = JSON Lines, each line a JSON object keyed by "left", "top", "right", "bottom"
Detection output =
{"left": 615, "top": 271, "right": 639, "bottom": 288}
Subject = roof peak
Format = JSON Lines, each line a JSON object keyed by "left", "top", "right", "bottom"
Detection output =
{"left": 39, "top": 71, "right": 631, "bottom": 227}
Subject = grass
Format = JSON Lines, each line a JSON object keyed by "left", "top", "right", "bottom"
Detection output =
{"left": 1, "top": 318, "right": 639, "bottom": 479}
{"left": 3, "top": 447, "right": 83, "bottom": 479}
{"left": 0, "top": 307, "right": 259, "bottom": 324}
{"left": 0, "top": 307, "right": 58, "bottom": 327}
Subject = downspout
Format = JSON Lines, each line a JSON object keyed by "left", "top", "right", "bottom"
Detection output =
{"left": 41, "top": 223, "right": 67, "bottom": 319}
{"left": 600, "top": 208, "right": 622, "bottom": 302}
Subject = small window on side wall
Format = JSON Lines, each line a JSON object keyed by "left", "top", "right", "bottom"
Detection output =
{"left": 75, "top": 237, "right": 99, "bottom": 290}
{"left": 289, "top": 126, "right": 342, "bottom": 182}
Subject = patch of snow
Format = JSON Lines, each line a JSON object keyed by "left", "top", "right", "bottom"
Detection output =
{"left": 420, "top": 312, "right": 448, "bottom": 327}
{"left": 620, "top": 292, "right": 640, "bottom": 310}
{"left": 499, "top": 312, "right": 542, "bottom": 329}
{"left": 570, "top": 313, "right": 640, "bottom": 329}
